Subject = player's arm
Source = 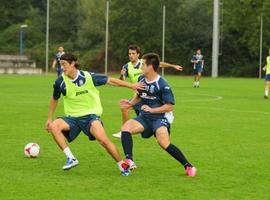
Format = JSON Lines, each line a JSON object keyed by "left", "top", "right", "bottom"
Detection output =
{"left": 191, "top": 56, "right": 198, "bottom": 64}
{"left": 119, "top": 95, "right": 141, "bottom": 110}
{"left": 119, "top": 69, "right": 127, "bottom": 80}
{"left": 51, "top": 59, "right": 57, "bottom": 69}
{"left": 263, "top": 65, "right": 267, "bottom": 71}
{"left": 107, "top": 77, "right": 144, "bottom": 90}
{"left": 119, "top": 64, "right": 128, "bottom": 80}
{"left": 141, "top": 103, "right": 173, "bottom": 113}
{"left": 201, "top": 59, "right": 205, "bottom": 68}
{"left": 160, "top": 61, "right": 183, "bottom": 71}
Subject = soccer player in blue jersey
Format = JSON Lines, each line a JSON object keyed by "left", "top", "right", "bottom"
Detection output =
{"left": 263, "top": 49, "right": 270, "bottom": 99}
{"left": 113, "top": 45, "right": 183, "bottom": 138}
{"left": 191, "top": 48, "right": 204, "bottom": 88}
{"left": 119, "top": 53, "right": 197, "bottom": 176}
{"left": 45, "top": 53, "right": 143, "bottom": 175}
{"left": 51, "top": 46, "right": 65, "bottom": 76}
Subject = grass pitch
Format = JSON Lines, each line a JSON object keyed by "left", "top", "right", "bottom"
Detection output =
{"left": 0, "top": 75, "right": 269, "bottom": 200}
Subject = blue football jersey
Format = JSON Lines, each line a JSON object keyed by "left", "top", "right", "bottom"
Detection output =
{"left": 137, "top": 75, "right": 175, "bottom": 122}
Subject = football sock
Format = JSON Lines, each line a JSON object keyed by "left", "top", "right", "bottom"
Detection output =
{"left": 121, "top": 131, "right": 133, "bottom": 160}
{"left": 63, "top": 147, "right": 75, "bottom": 159}
{"left": 265, "top": 90, "right": 269, "bottom": 96}
{"left": 165, "top": 144, "right": 192, "bottom": 168}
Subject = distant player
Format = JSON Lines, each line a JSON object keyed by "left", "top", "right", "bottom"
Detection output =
{"left": 119, "top": 53, "right": 196, "bottom": 176}
{"left": 45, "top": 53, "right": 143, "bottom": 175}
{"left": 263, "top": 49, "right": 270, "bottom": 99}
{"left": 113, "top": 45, "right": 183, "bottom": 138}
{"left": 191, "top": 48, "right": 204, "bottom": 88}
{"left": 51, "top": 46, "right": 65, "bottom": 77}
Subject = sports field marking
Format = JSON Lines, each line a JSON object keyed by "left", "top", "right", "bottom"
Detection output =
{"left": 185, "top": 105, "right": 270, "bottom": 115}
{"left": 179, "top": 93, "right": 223, "bottom": 102}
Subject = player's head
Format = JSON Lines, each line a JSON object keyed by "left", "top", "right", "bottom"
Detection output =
{"left": 58, "top": 46, "right": 64, "bottom": 52}
{"left": 141, "top": 53, "right": 160, "bottom": 75}
{"left": 128, "top": 45, "right": 140, "bottom": 62}
{"left": 196, "top": 48, "right": 201, "bottom": 55}
{"left": 60, "top": 53, "right": 79, "bottom": 75}
{"left": 268, "top": 48, "right": 270, "bottom": 55}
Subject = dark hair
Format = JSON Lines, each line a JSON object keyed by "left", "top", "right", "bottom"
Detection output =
{"left": 60, "top": 53, "right": 79, "bottom": 68}
{"left": 142, "top": 53, "right": 160, "bottom": 72}
{"left": 128, "top": 45, "right": 141, "bottom": 54}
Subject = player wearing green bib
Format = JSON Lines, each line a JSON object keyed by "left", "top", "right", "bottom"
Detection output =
{"left": 45, "top": 53, "right": 143, "bottom": 175}
{"left": 263, "top": 49, "right": 270, "bottom": 99}
{"left": 113, "top": 45, "right": 183, "bottom": 138}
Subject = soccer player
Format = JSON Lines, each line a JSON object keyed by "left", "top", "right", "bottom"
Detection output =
{"left": 45, "top": 53, "right": 143, "bottom": 175}
{"left": 120, "top": 53, "right": 197, "bottom": 176}
{"left": 51, "top": 46, "right": 65, "bottom": 77}
{"left": 191, "top": 48, "right": 204, "bottom": 88}
{"left": 263, "top": 49, "right": 270, "bottom": 99}
{"left": 113, "top": 45, "right": 183, "bottom": 138}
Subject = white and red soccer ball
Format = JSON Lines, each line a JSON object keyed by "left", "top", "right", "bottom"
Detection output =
{"left": 24, "top": 143, "right": 40, "bottom": 158}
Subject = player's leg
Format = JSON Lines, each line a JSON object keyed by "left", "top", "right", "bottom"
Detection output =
{"left": 121, "top": 119, "right": 144, "bottom": 163}
{"left": 90, "top": 120, "right": 122, "bottom": 162}
{"left": 155, "top": 126, "right": 196, "bottom": 176}
{"left": 193, "top": 73, "right": 197, "bottom": 87}
{"left": 264, "top": 80, "right": 270, "bottom": 99}
{"left": 197, "top": 72, "right": 202, "bottom": 87}
{"left": 49, "top": 118, "right": 79, "bottom": 170}
{"left": 112, "top": 106, "right": 131, "bottom": 138}
{"left": 89, "top": 120, "right": 130, "bottom": 175}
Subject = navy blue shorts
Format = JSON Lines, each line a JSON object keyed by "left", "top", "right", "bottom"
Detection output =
{"left": 134, "top": 115, "right": 171, "bottom": 138}
{"left": 61, "top": 114, "right": 102, "bottom": 142}
{"left": 265, "top": 74, "right": 270, "bottom": 81}
{"left": 194, "top": 67, "right": 203, "bottom": 74}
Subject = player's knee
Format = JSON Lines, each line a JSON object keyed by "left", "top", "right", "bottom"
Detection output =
{"left": 121, "top": 123, "right": 131, "bottom": 132}
{"left": 156, "top": 130, "right": 170, "bottom": 149}
{"left": 50, "top": 121, "right": 64, "bottom": 135}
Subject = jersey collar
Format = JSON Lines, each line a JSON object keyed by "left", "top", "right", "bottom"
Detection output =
{"left": 145, "top": 75, "right": 160, "bottom": 84}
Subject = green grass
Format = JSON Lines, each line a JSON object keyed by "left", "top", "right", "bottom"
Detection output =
{"left": 0, "top": 75, "right": 269, "bottom": 200}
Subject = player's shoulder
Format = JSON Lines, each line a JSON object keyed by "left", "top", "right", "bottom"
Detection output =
{"left": 122, "top": 63, "right": 129, "bottom": 69}
{"left": 138, "top": 75, "right": 145, "bottom": 82}
{"left": 54, "top": 75, "right": 64, "bottom": 87}
{"left": 158, "top": 76, "right": 171, "bottom": 89}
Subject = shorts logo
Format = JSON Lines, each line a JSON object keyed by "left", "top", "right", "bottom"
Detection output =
{"left": 161, "top": 119, "right": 168, "bottom": 125}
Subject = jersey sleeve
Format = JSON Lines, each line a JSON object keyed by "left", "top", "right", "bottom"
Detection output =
{"left": 161, "top": 85, "right": 175, "bottom": 105}
{"left": 52, "top": 77, "right": 63, "bottom": 100}
{"left": 122, "top": 64, "right": 128, "bottom": 77}
{"left": 191, "top": 55, "right": 196, "bottom": 62}
{"left": 90, "top": 72, "right": 108, "bottom": 86}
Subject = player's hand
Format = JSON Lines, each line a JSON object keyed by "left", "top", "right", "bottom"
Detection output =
{"left": 119, "top": 99, "right": 132, "bottom": 109}
{"left": 131, "top": 82, "right": 145, "bottom": 90}
{"left": 45, "top": 119, "right": 53, "bottom": 133}
{"left": 263, "top": 67, "right": 266, "bottom": 71}
{"left": 141, "top": 105, "right": 153, "bottom": 113}
{"left": 174, "top": 65, "right": 183, "bottom": 71}
{"left": 120, "top": 69, "right": 127, "bottom": 76}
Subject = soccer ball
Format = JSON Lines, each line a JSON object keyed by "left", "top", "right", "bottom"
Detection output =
{"left": 24, "top": 143, "right": 40, "bottom": 158}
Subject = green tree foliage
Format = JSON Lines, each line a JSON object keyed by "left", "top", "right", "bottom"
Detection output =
{"left": 0, "top": 0, "right": 270, "bottom": 77}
